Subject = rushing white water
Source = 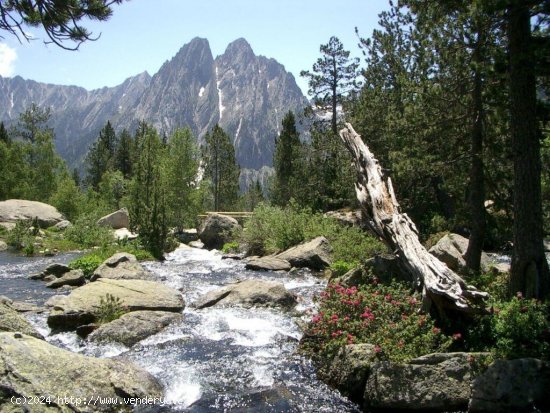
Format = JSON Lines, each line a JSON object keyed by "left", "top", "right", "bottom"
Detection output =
{"left": 1, "top": 247, "right": 360, "bottom": 412}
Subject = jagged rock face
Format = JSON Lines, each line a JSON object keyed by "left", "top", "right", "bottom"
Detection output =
{"left": 0, "top": 37, "right": 307, "bottom": 177}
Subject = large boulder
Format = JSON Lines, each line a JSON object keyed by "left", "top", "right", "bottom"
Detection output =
{"left": 245, "top": 256, "right": 292, "bottom": 271}
{"left": 97, "top": 207, "right": 130, "bottom": 229}
{"left": 323, "top": 343, "right": 377, "bottom": 404}
{"left": 276, "top": 236, "right": 332, "bottom": 271}
{"left": 365, "top": 352, "right": 476, "bottom": 412}
{"left": 46, "top": 278, "right": 184, "bottom": 331}
{"left": 324, "top": 209, "right": 366, "bottom": 228}
{"left": 46, "top": 269, "right": 86, "bottom": 289}
{"left": 429, "top": 233, "right": 507, "bottom": 274}
{"left": 0, "top": 332, "right": 162, "bottom": 413}
{"left": 193, "top": 279, "right": 297, "bottom": 310}
{"left": 91, "top": 252, "right": 154, "bottom": 281}
{"left": 89, "top": 310, "right": 183, "bottom": 347}
{"left": 0, "top": 297, "right": 43, "bottom": 339}
{"left": 0, "top": 240, "right": 7, "bottom": 251}
{"left": 469, "top": 358, "right": 550, "bottom": 413}
{"left": 0, "top": 199, "right": 65, "bottom": 228}
{"left": 198, "top": 213, "right": 241, "bottom": 250}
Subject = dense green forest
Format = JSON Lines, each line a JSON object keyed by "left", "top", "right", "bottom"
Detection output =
{"left": 0, "top": 1, "right": 549, "bottom": 406}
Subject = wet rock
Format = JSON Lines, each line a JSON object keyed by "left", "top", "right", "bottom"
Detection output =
{"left": 323, "top": 343, "right": 377, "bottom": 403}
{"left": 245, "top": 256, "right": 291, "bottom": 271}
{"left": 44, "top": 262, "right": 71, "bottom": 276}
{"left": 46, "top": 269, "right": 85, "bottom": 289}
{"left": 0, "top": 332, "right": 162, "bottom": 412}
{"left": 222, "top": 253, "right": 244, "bottom": 260}
{"left": 194, "top": 279, "right": 297, "bottom": 310}
{"left": 0, "top": 199, "right": 65, "bottom": 228}
{"left": 198, "top": 213, "right": 241, "bottom": 250}
{"left": 176, "top": 228, "right": 198, "bottom": 244}
{"left": 97, "top": 207, "right": 130, "bottom": 229}
{"left": 76, "top": 323, "right": 99, "bottom": 339}
{"left": 469, "top": 358, "right": 550, "bottom": 413}
{"left": 365, "top": 352, "right": 476, "bottom": 412}
{"left": 89, "top": 311, "right": 183, "bottom": 347}
{"left": 0, "top": 240, "right": 7, "bottom": 251}
{"left": 0, "top": 297, "right": 43, "bottom": 339}
{"left": 91, "top": 252, "right": 154, "bottom": 281}
{"left": 276, "top": 236, "right": 332, "bottom": 271}
{"left": 46, "top": 278, "right": 184, "bottom": 331}
{"left": 189, "top": 240, "right": 204, "bottom": 249}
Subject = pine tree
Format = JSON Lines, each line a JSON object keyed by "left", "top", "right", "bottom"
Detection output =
{"left": 203, "top": 124, "right": 240, "bottom": 211}
{"left": 129, "top": 121, "right": 167, "bottom": 259}
{"left": 507, "top": 0, "right": 550, "bottom": 298}
{"left": 0, "top": 122, "right": 9, "bottom": 143}
{"left": 114, "top": 129, "right": 133, "bottom": 179}
{"left": 300, "top": 36, "right": 360, "bottom": 135}
{"left": 163, "top": 127, "right": 200, "bottom": 230}
{"left": 15, "top": 103, "right": 52, "bottom": 143}
{"left": 271, "top": 111, "right": 303, "bottom": 206}
{"left": 85, "top": 121, "right": 117, "bottom": 190}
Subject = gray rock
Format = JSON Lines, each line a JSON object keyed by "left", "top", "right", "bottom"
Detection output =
{"left": 52, "top": 219, "right": 72, "bottom": 230}
{"left": 114, "top": 227, "right": 138, "bottom": 241}
{"left": 324, "top": 343, "right": 377, "bottom": 403}
{"left": 176, "top": 228, "right": 199, "bottom": 243}
{"left": 365, "top": 352, "right": 475, "bottom": 412}
{"left": 470, "top": 358, "right": 550, "bottom": 413}
{"left": 89, "top": 311, "right": 183, "bottom": 347}
{"left": 194, "top": 279, "right": 296, "bottom": 310}
{"left": 46, "top": 278, "right": 185, "bottom": 331}
{"left": 0, "top": 240, "right": 7, "bottom": 251}
{"left": 43, "top": 262, "right": 71, "bottom": 277}
{"left": 0, "top": 299, "right": 43, "bottom": 339}
{"left": 198, "top": 213, "right": 241, "bottom": 250}
{"left": 189, "top": 240, "right": 204, "bottom": 249}
{"left": 91, "top": 252, "right": 154, "bottom": 281}
{"left": 97, "top": 207, "right": 130, "bottom": 229}
{"left": 46, "top": 269, "right": 85, "bottom": 289}
{"left": 324, "top": 209, "right": 365, "bottom": 228}
{"left": 0, "top": 332, "right": 162, "bottom": 412}
{"left": 245, "top": 256, "right": 291, "bottom": 271}
{"left": 0, "top": 199, "right": 65, "bottom": 228}
{"left": 429, "top": 233, "right": 506, "bottom": 274}
{"left": 276, "top": 236, "right": 332, "bottom": 270}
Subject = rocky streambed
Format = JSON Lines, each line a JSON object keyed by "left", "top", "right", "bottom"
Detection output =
{"left": 0, "top": 246, "right": 361, "bottom": 412}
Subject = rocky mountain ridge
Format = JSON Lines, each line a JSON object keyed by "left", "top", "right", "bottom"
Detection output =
{"left": 0, "top": 37, "right": 308, "bottom": 187}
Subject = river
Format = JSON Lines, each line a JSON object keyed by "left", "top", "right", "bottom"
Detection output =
{"left": 0, "top": 247, "right": 361, "bottom": 412}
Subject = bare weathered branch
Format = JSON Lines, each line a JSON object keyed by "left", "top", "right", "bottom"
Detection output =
{"left": 339, "top": 123, "right": 489, "bottom": 315}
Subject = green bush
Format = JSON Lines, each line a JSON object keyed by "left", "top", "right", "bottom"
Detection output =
{"left": 329, "top": 260, "right": 358, "bottom": 278}
{"left": 242, "top": 203, "right": 385, "bottom": 262}
{"left": 69, "top": 254, "right": 104, "bottom": 278}
{"left": 491, "top": 295, "right": 550, "bottom": 360}
{"left": 96, "top": 293, "right": 127, "bottom": 324}
{"left": 222, "top": 241, "right": 240, "bottom": 254}
{"left": 301, "top": 279, "right": 453, "bottom": 362}
{"left": 65, "top": 213, "right": 114, "bottom": 248}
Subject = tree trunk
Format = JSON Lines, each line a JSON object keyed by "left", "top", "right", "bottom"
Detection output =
{"left": 339, "top": 123, "right": 488, "bottom": 316}
{"left": 507, "top": 0, "right": 550, "bottom": 298}
{"left": 465, "top": 40, "right": 486, "bottom": 273}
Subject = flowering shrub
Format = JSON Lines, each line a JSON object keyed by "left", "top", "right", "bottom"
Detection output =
{"left": 490, "top": 293, "right": 549, "bottom": 360}
{"left": 302, "top": 279, "right": 453, "bottom": 362}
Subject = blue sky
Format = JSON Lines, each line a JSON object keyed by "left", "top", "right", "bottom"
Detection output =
{"left": 0, "top": 0, "right": 389, "bottom": 95}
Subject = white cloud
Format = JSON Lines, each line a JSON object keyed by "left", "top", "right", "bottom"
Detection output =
{"left": 0, "top": 44, "right": 17, "bottom": 77}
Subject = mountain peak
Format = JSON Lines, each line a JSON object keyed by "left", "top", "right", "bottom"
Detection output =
{"left": 224, "top": 38, "right": 254, "bottom": 57}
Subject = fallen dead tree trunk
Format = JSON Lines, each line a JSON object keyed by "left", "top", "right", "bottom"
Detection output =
{"left": 339, "top": 123, "right": 488, "bottom": 315}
